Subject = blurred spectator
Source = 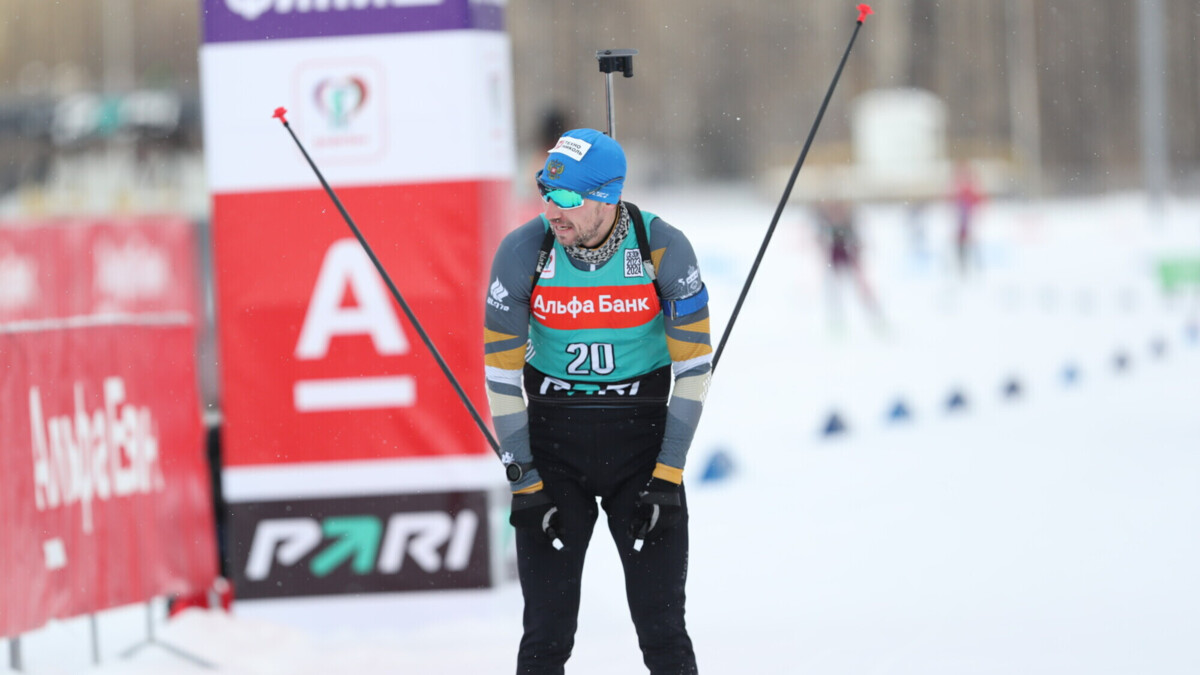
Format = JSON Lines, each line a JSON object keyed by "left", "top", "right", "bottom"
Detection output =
{"left": 902, "top": 198, "right": 934, "bottom": 273}
{"left": 516, "top": 104, "right": 574, "bottom": 222}
{"left": 537, "top": 105, "right": 571, "bottom": 153}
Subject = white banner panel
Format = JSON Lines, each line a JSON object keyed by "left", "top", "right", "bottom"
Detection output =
{"left": 201, "top": 31, "right": 515, "bottom": 192}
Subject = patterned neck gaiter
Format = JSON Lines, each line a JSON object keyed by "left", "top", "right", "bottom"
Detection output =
{"left": 564, "top": 203, "right": 630, "bottom": 266}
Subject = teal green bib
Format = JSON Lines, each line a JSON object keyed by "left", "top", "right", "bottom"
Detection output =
{"left": 528, "top": 215, "right": 669, "bottom": 383}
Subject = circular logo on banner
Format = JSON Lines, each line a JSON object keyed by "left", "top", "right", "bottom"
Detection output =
{"left": 313, "top": 77, "right": 369, "bottom": 129}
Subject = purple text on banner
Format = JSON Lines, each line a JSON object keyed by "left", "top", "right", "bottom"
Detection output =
{"left": 203, "top": 0, "right": 504, "bottom": 44}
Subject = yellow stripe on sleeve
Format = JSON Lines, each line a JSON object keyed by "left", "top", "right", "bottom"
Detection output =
{"left": 485, "top": 345, "right": 527, "bottom": 370}
{"left": 672, "top": 316, "right": 710, "bottom": 334}
{"left": 485, "top": 328, "right": 518, "bottom": 345}
{"left": 651, "top": 248, "right": 666, "bottom": 272}
{"left": 652, "top": 463, "right": 684, "bottom": 484}
{"left": 513, "top": 481, "right": 544, "bottom": 495}
{"left": 666, "top": 335, "right": 713, "bottom": 363}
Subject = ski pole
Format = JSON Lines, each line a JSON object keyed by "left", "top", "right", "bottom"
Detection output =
{"left": 713, "top": 4, "right": 874, "bottom": 370}
{"left": 272, "top": 106, "right": 501, "bottom": 454}
{"left": 596, "top": 48, "right": 637, "bottom": 139}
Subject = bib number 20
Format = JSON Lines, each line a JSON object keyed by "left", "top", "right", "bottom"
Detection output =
{"left": 565, "top": 342, "right": 615, "bottom": 375}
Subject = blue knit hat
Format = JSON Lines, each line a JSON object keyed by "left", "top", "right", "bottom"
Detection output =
{"left": 540, "top": 128, "right": 626, "bottom": 204}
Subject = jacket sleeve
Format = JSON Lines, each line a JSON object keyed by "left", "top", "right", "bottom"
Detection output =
{"left": 483, "top": 218, "right": 545, "bottom": 493}
{"left": 647, "top": 218, "right": 712, "bottom": 484}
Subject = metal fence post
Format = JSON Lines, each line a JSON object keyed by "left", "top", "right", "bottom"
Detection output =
{"left": 120, "top": 600, "right": 215, "bottom": 669}
{"left": 9, "top": 636, "right": 22, "bottom": 672}
{"left": 90, "top": 614, "right": 101, "bottom": 665}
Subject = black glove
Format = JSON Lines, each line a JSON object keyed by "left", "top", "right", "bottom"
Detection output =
{"left": 628, "top": 478, "right": 682, "bottom": 548}
{"left": 510, "top": 489, "right": 564, "bottom": 550}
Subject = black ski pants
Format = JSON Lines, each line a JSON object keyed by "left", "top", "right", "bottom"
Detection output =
{"left": 515, "top": 401, "right": 697, "bottom": 675}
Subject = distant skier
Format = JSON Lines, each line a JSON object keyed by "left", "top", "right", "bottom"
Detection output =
{"left": 952, "top": 161, "right": 985, "bottom": 278}
{"left": 814, "top": 198, "right": 882, "bottom": 332}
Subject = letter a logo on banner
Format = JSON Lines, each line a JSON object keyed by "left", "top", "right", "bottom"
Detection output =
{"left": 296, "top": 239, "right": 409, "bottom": 359}
{"left": 292, "top": 239, "right": 416, "bottom": 413}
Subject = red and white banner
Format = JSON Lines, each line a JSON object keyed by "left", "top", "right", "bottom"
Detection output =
{"left": 212, "top": 181, "right": 509, "bottom": 467}
{"left": 201, "top": 0, "right": 517, "bottom": 605}
{"left": 0, "top": 216, "right": 217, "bottom": 638}
{"left": 202, "top": 5, "right": 515, "bottom": 475}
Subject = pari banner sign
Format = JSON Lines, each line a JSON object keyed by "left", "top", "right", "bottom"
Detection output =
{"left": 228, "top": 490, "right": 490, "bottom": 600}
{"left": 200, "top": 0, "right": 516, "bottom": 601}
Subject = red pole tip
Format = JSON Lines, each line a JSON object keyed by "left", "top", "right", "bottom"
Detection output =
{"left": 856, "top": 4, "right": 874, "bottom": 23}
{"left": 273, "top": 107, "right": 289, "bottom": 123}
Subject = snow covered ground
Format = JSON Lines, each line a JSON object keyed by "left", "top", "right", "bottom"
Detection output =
{"left": 5, "top": 188, "right": 1200, "bottom": 674}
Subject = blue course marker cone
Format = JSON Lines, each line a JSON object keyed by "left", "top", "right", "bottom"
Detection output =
{"left": 821, "top": 411, "right": 847, "bottom": 437}
{"left": 1062, "top": 363, "right": 1080, "bottom": 386}
{"left": 1150, "top": 337, "right": 1167, "bottom": 359}
{"left": 945, "top": 389, "right": 968, "bottom": 413}
{"left": 886, "top": 399, "right": 912, "bottom": 423}
{"left": 1113, "top": 350, "right": 1130, "bottom": 373}
{"left": 1002, "top": 377, "right": 1023, "bottom": 400}
{"left": 700, "top": 448, "right": 736, "bottom": 483}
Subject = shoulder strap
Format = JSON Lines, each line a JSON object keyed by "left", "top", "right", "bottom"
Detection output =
{"left": 623, "top": 201, "right": 662, "bottom": 298}
{"left": 530, "top": 227, "right": 555, "bottom": 292}
{"left": 627, "top": 201, "right": 709, "bottom": 319}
